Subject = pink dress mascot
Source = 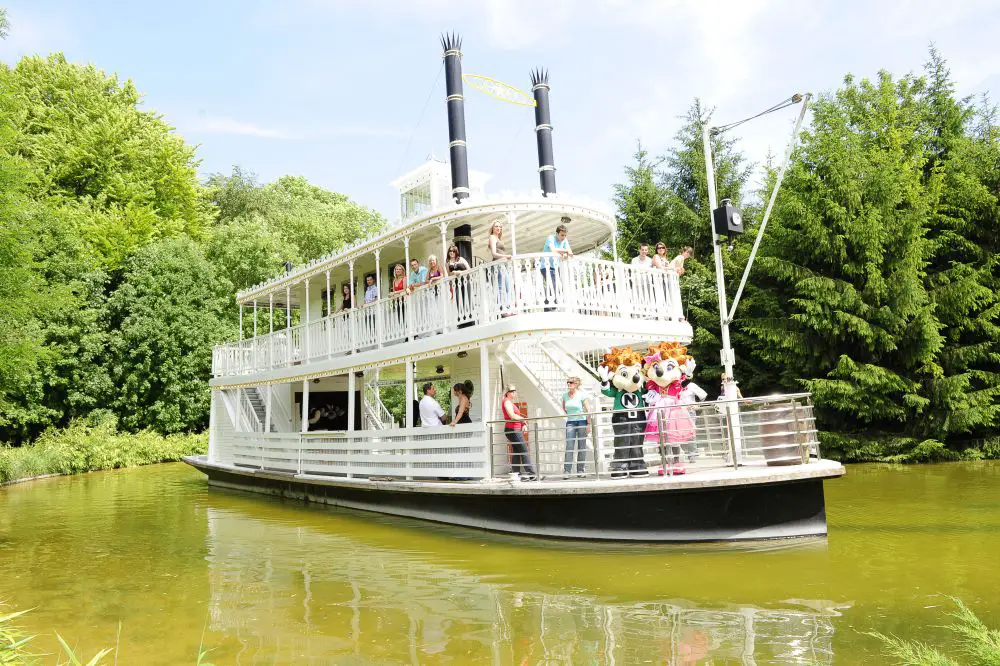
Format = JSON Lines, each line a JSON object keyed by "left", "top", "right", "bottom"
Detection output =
{"left": 642, "top": 344, "right": 696, "bottom": 475}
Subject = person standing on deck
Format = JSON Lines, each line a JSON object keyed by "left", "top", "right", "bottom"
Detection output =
{"left": 540, "top": 222, "right": 572, "bottom": 312}
{"left": 364, "top": 274, "right": 378, "bottom": 304}
{"left": 419, "top": 383, "right": 449, "bottom": 426}
{"left": 408, "top": 258, "right": 428, "bottom": 291}
{"left": 502, "top": 386, "right": 536, "bottom": 480}
{"left": 671, "top": 246, "right": 693, "bottom": 276}
{"left": 562, "top": 376, "right": 591, "bottom": 476}
{"left": 487, "top": 219, "right": 513, "bottom": 315}
{"left": 631, "top": 244, "right": 652, "bottom": 268}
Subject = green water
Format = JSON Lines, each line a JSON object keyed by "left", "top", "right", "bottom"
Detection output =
{"left": 0, "top": 463, "right": 997, "bottom": 664}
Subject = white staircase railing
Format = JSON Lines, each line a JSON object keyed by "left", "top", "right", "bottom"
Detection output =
{"left": 363, "top": 382, "right": 395, "bottom": 430}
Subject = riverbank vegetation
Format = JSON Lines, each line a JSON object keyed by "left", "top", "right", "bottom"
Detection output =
{"left": 871, "top": 597, "right": 1000, "bottom": 665}
{"left": 614, "top": 49, "right": 1000, "bottom": 462}
{"left": 0, "top": 416, "right": 205, "bottom": 485}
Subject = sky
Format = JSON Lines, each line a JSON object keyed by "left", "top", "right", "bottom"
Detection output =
{"left": 2, "top": 0, "right": 999, "bottom": 220}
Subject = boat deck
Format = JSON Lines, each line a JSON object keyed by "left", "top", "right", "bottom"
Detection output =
{"left": 185, "top": 455, "right": 843, "bottom": 496}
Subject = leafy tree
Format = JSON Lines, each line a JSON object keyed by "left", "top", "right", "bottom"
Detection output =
{"left": 106, "top": 237, "right": 231, "bottom": 433}
{"left": 0, "top": 53, "right": 205, "bottom": 268}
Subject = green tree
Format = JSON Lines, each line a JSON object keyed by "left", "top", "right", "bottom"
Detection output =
{"left": 106, "top": 237, "right": 230, "bottom": 433}
{"left": 916, "top": 50, "right": 1000, "bottom": 447}
{"left": 746, "top": 71, "right": 943, "bottom": 459}
{"left": 1, "top": 53, "right": 205, "bottom": 268}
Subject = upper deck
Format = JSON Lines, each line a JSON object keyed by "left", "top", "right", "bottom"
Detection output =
{"left": 212, "top": 192, "right": 692, "bottom": 382}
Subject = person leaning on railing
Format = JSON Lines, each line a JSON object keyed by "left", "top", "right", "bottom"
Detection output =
{"left": 446, "top": 244, "right": 472, "bottom": 329}
{"left": 487, "top": 218, "right": 514, "bottom": 316}
{"left": 501, "top": 386, "right": 537, "bottom": 481}
{"left": 540, "top": 223, "right": 572, "bottom": 312}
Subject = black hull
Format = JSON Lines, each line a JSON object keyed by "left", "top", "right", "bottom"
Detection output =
{"left": 187, "top": 459, "right": 832, "bottom": 542}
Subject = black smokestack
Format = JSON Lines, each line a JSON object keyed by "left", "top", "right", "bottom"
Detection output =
{"left": 530, "top": 68, "right": 556, "bottom": 196}
{"left": 441, "top": 33, "right": 470, "bottom": 203}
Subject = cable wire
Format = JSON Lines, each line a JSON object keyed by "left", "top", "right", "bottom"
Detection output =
{"left": 395, "top": 61, "right": 445, "bottom": 177}
{"left": 712, "top": 95, "right": 802, "bottom": 135}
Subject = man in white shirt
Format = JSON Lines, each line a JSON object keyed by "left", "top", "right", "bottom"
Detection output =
{"left": 418, "top": 383, "right": 448, "bottom": 426}
{"left": 631, "top": 244, "right": 652, "bottom": 268}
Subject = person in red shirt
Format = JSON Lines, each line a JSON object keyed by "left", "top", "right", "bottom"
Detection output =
{"left": 501, "top": 386, "right": 536, "bottom": 480}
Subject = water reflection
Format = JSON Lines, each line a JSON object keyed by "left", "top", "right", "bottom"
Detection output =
{"left": 204, "top": 506, "right": 838, "bottom": 664}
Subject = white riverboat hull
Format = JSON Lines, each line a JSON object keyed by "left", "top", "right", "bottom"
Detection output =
{"left": 184, "top": 455, "right": 844, "bottom": 542}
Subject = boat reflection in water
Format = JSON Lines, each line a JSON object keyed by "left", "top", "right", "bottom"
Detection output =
{"left": 203, "top": 506, "right": 839, "bottom": 664}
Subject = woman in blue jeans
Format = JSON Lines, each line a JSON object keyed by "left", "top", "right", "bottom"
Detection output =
{"left": 562, "top": 376, "right": 591, "bottom": 476}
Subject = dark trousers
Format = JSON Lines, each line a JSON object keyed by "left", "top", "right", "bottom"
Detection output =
{"left": 541, "top": 267, "right": 557, "bottom": 312}
{"left": 505, "top": 427, "right": 536, "bottom": 476}
{"left": 611, "top": 411, "right": 646, "bottom": 471}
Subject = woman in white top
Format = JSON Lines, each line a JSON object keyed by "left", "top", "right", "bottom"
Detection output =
{"left": 651, "top": 242, "right": 670, "bottom": 270}
{"left": 486, "top": 219, "right": 513, "bottom": 315}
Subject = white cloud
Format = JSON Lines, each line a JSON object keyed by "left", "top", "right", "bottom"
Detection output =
{"left": 186, "top": 115, "right": 293, "bottom": 139}
{"left": 174, "top": 114, "right": 408, "bottom": 140}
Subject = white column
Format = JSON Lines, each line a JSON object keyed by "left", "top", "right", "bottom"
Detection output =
{"left": 405, "top": 361, "right": 414, "bottom": 480}
{"left": 348, "top": 261, "right": 356, "bottom": 353}
{"left": 301, "top": 379, "right": 310, "bottom": 434}
{"left": 304, "top": 279, "right": 311, "bottom": 360}
{"left": 508, "top": 211, "right": 519, "bottom": 315}
{"left": 208, "top": 389, "right": 218, "bottom": 462}
{"left": 403, "top": 236, "right": 413, "bottom": 340}
{"left": 264, "top": 384, "right": 272, "bottom": 433}
{"left": 347, "top": 371, "right": 356, "bottom": 432}
{"left": 252, "top": 301, "right": 258, "bottom": 369}
{"left": 479, "top": 344, "right": 490, "bottom": 422}
{"left": 439, "top": 221, "right": 450, "bottom": 332}
{"left": 286, "top": 286, "right": 292, "bottom": 330}
{"left": 268, "top": 294, "right": 274, "bottom": 369}
{"left": 374, "top": 250, "right": 383, "bottom": 348}
{"left": 405, "top": 361, "right": 414, "bottom": 427}
{"left": 325, "top": 270, "right": 333, "bottom": 358}
{"left": 239, "top": 304, "right": 244, "bottom": 340}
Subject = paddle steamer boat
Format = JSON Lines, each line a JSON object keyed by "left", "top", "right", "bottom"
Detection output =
{"left": 185, "top": 35, "right": 844, "bottom": 541}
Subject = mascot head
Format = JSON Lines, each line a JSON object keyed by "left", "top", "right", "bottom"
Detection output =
{"left": 602, "top": 346, "right": 645, "bottom": 393}
{"left": 643, "top": 342, "right": 692, "bottom": 388}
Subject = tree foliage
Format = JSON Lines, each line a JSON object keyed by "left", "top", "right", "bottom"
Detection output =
{"left": 614, "top": 53, "right": 1000, "bottom": 461}
{"left": 0, "top": 47, "right": 384, "bottom": 444}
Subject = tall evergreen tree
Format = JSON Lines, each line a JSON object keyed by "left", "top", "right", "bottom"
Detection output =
{"left": 746, "top": 71, "right": 943, "bottom": 459}
{"left": 917, "top": 50, "right": 1000, "bottom": 447}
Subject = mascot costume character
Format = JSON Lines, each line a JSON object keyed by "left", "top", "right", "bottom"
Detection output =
{"left": 599, "top": 347, "right": 648, "bottom": 478}
{"left": 642, "top": 342, "right": 700, "bottom": 475}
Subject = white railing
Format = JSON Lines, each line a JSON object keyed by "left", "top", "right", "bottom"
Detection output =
{"left": 488, "top": 393, "right": 820, "bottom": 480}
{"left": 212, "top": 257, "right": 685, "bottom": 376}
{"left": 226, "top": 423, "right": 489, "bottom": 480}
{"left": 363, "top": 383, "right": 395, "bottom": 429}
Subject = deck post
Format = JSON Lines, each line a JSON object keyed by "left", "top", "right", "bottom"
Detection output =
{"left": 347, "top": 371, "right": 356, "bottom": 432}
{"left": 439, "top": 221, "right": 449, "bottom": 332}
{"left": 239, "top": 304, "right": 244, "bottom": 340}
{"left": 252, "top": 301, "right": 258, "bottom": 369}
{"left": 508, "top": 211, "right": 521, "bottom": 315}
{"left": 479, "top": 344, "right": 490, "bottom": 476}
{"left": 304, "top": 279, "right": 311, "bottom": 360}
{"left": 268, "top": 294, "right": 274, "bottom": 369}
{"left": 301, "top": 379, "right": 309, "bottom": 433}
{"left": 403, "top": 237, "right": 413, "bottom": 340}
{"left": 264, "top": 384, "right": 272, "bottom": 434}
{"left": 325, "top": 270, "right": 332, "bottom": 357}
{"left": 348, "top": 261, "right": 356, "bottom": 353}
{"left": 405, "top": 361, "right": 414, "bottom": 480}
{"left": 374, "top": 249, "right": 383, "bottom": 348}
{"left": 286, "top": 286, "right": 291, "bottom": 329}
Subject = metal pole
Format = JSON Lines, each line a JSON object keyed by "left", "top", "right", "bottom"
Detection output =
{"left": 656, "top": 407, "right": 670, "bottom": 476}
{"left": 589, "top": 416, "right": 601, "bottom": 479}
{"left": 239, "top": 304, "right": 244, "bottom": 340}
{"left": 702, "top": 125, "right": 736, "bottom": 396}
{"left": 532, "top": 420, "right": 541, "bottom": 480}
